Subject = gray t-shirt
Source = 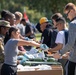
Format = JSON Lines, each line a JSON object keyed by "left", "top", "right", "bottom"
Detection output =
{"left": 4, "top": 39, "right": 19, "bottom": 66}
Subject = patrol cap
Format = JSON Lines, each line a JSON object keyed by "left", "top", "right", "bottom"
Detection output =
{"left": 39, "top": 17, "right": 48, "bottom": 25}
{"left": 0, "top": 20, "right": 11, "bottom": 28}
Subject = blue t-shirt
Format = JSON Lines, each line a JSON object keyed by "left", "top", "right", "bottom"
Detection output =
{"left": 4, "top": 39, "right": 19, "bottom": 66}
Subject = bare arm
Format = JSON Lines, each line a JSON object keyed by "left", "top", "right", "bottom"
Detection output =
{"left": 17, "top": 39, "right": 40, "bottom": 47}
{"left": 48, "top": 43, "right": 63, "bottom": 52}
{"left": 26, "top": 32, "right": 32, "bottom": 37}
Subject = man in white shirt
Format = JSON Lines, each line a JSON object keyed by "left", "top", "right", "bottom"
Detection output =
{"left": 48, "top": 17, "right": 68, "bottom": 75}
{"left": 48, "top": 17, "right": 67, "bottom": 52}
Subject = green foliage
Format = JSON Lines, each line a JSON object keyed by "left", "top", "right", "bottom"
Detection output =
{"left": 0, "top": 0, "right": 76, "bottom": 23}
{"left": 35, "top": 33, "right": 41, "bottom": 41}
{"left": 25, "top": 7, "right": 45, "bottom": 23}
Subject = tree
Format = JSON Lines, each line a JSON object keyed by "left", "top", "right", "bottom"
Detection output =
{"left": 0, "top": 0, "right": 76, "bottom": 23}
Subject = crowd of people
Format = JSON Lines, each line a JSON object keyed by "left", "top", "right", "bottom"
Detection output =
{"left": 0, "top": 9, "right": 49, "bottom": 75}
{"left": 0, "top": 2, "right": 76, "bottom": 75}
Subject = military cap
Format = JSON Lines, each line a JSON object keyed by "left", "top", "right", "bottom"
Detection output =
{"left": 0, "top": 20, "right": 11, "bottom": 28}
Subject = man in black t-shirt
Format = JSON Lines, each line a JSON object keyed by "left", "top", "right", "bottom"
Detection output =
{"left": 20, "top": 18, "right": 35, "bottom": 51}
{"left": 20, "top": 18, "right": 35, "bottom": 39}
{"left": 39, "top": 17, "right": 53, "bottom": 48}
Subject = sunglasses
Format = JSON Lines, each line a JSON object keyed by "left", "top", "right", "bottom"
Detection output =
{"left": 65, "top": 10, "right": 70, "bottom": 17}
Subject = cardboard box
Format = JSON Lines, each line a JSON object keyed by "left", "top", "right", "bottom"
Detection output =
{"left": 17, "top": 65, "right": 63, "bottom": 75}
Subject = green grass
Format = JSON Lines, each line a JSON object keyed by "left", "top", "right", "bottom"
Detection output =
{"left": 35, "top": 33, "right": 41, "bottom": 41}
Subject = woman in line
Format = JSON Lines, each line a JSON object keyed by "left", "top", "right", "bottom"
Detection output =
{"left": 1, "top": 27, "right": 48, "bottom": 75}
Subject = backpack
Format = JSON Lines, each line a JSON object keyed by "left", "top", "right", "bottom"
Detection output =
{"left": 50, "top": 29, "right": 68, "bottom": 48}
{"left": 50, "top": 29, "right": 58, "bottom": 48}
{"left": 64, "top": 29, "right": 69, "bottom": 44}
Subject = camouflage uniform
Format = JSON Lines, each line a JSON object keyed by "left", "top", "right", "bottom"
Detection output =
{"left": 0, "top": 20, "right": 11, "bottom": 74}
{"left": 0, "top": 36, "right": 4, "bottom": 75}
{"left": 0, "top": 36, "right": 4, "bottom": 63}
